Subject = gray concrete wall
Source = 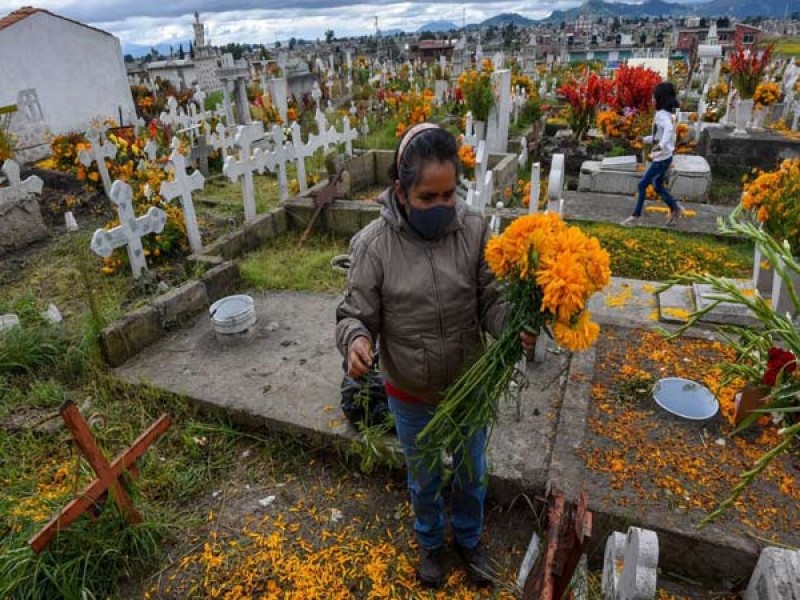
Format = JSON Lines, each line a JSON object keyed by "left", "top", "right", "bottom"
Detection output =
{"left": 699, "top": 127, "right": 800, "bottom": 171}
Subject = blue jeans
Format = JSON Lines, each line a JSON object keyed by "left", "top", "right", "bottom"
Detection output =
{"left": 633, "top": 157, "right": 679, "bottom": 217}
{"left": 388, "top": 395, "right": 488, "bottom": 550}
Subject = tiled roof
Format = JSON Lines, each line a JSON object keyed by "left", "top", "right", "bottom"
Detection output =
{"left": 0, "top": 6, "right": 113, "bottom": 37}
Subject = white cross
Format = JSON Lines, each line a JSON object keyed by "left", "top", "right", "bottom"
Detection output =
{"left": 361, "top": 116, "right": 370, "bottom": 137}
{"left": 311, "top": 82, "right": 322, "bottom": 105}
{"left": 78, "top": 127, "right": 116, "bottom": 196}
{"left": 518, "top": 136, "right": 529, "bottom": 168}
{"left": 160, "top": 148, "right": 206, "bottom": 254}
{"left": 290, "top": 122, "right": 322, "bottom": 194}
{"left": 90, "top": 180, "right": 166, "bottom": 279}
{"left": 0, "top": 159, "right": 43, "bottom": 205}
{"left": 547, "top": 153, "right": 565, "bottom": 215}
{"left": 464, "top": 112, "right": 478, "bottom": 149}
{"left": 315, "top": 108, "right": 327, "bottom": 141}
{"left": 468, "top": 141, "right": 493, "bottom": 214}
{"left": 341, "top": 117, "right": 358, "bottom": 156}
{"left": 223, "top": 123, "right": 267, "bottom": 222}
{"left": 263, "top": 123, "right": 294, "bottom": 203}
{"left": 211, "top": 122, "right": 235, "bottom": 157}
{"left": 159, "top": 96, "right": 179, "bottom": 126}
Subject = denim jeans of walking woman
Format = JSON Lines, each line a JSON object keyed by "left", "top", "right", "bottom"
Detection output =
{"left": 632, "top": 157, "right": 679, "bottom": 217}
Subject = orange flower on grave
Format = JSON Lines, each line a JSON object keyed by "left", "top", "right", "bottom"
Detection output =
{"left": 395, "top": 122, "right": 407, "bottom": 138}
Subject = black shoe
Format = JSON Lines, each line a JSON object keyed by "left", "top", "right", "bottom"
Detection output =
{"left": 417, "top": 546, "right": 445, "bottom": 588}
{"left": 456, "top": 542, "right": 497, "bottom": 586}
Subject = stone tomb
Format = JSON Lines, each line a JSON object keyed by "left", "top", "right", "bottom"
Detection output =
{"left": 578, "top": 154, "right": 712, "bottom": 201}
{"left": 0, "top": 159, "right": 48, "bottom": 257}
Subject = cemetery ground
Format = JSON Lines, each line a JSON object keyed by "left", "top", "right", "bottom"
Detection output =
{"left": 0, "top": 169, "right": 772, "bottom": 599}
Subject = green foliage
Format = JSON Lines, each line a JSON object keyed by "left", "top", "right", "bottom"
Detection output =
{"left": 606, "top": 145, "right": 627, "bottom": 157}
{"left": 240, "top": 231, "right": 349, "bottom": 293}
{"left": 574, "top": 221, "right": 753, "bottom": 281}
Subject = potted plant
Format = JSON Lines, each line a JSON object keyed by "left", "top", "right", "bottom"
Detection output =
{"left": 751, "top": 82, "right": 781, "bottom": 130}
{"left": 456, "top": 61, "right": 495, "bottom": 139}
{"left": 727, "top": 42, "right": 774, "bottom": 134}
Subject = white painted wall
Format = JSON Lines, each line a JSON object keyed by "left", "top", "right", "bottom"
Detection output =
{"left": 0, "top": 11, "right": 135, "bottom": 135}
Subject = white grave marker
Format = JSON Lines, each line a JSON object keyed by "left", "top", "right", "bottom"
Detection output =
{"left": 223, "top": 123, "right": 266, "bottom": 223}
{"left": 90, "top": 180, "right": 166, "bottom": 279}
{"left": 743, "top": 547, "right": 800, "bottom": 600}
{"left": 160, "top": 148, "right": 206, "bottom": 254}
{"left": 78, "top": 127, "right": 116, "bottom": 196}
{"left": 547, "top": 154, "right": 565, "bottom": 215}
{"left": 529, "top": 162, "right": 541, "bottom": 214}
{"left": 263, "top": 124, "right": 294, "bottom": 203}
{"left": 0, "top": 159, "right": 43, "bottom": 205}
{"left": 602, "top": 527, "right": 659, "bottom": 600}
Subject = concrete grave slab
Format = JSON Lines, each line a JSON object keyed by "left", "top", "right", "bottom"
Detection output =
{"left": 693, "top": 281, "right": 760, "bottom": 327}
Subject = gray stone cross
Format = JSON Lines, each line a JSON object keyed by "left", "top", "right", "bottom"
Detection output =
{"left": 190, "top": 133, "right": 213, "bottom": 177}
{"left": 211, "top": 122, "right": 235, "bottom": 158}
{"left": 0, "top": 159, "right": 43, "bottom": 206}
{"left": 78, "top": 127, "right": 116, "bottom": 196}
{"left": 90, "top": 180, "right": 166, "bottom": 279}
{"left": 160, "top": 148, "right": 205, "bottom": 254}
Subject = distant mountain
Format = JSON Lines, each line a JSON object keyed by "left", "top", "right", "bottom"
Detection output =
{"left": 480, "top": 13, "right": 536, "bottom": 27}
{"left": 696, "top": 0, "right": 791, "bottom": 17}
{"left": 381, "top": 28, "right": 405, "bottom": 36}
{"left": 122, "top": 40, "right": 192, "bottom": 58}
{"left": 541, "top": 0, "right": 790, "bottom": 21}
{"left": 417, "top": 20, "right": 460, "bottom": 33}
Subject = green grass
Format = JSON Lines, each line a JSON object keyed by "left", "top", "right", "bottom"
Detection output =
{"left": 197, "top": 173, "right": 283, "bottom": 222}
{"left": 239, "top": 231, "right": 350, "bottom": 293}
{"left": 770, "top": 38, "right": 800, "bottom": 57}
{"left": 574, "top": 221, "right": 753, "bottom": 281}
{"left": 354, "top": 117, "right": 399, "bottom": 151}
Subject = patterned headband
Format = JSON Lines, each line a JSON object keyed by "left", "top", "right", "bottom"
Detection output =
{"left": 396, "top": 123, "right": 440, "bottom": 171}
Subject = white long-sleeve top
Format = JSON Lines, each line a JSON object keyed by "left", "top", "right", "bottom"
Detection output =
{"left": 642, "top": 109, "right": 676, "bottom": 162}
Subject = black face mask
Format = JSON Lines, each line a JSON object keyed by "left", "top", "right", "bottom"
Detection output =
{"left": 406, "top": 204, "right": 456, "bottom": 240}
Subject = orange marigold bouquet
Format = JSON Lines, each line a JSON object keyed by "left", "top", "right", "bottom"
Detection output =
{"left": 741, "top": 158, "right": 800, "bottom": 256}
{"left": 418, "top": 213, "right": 611, "bottom": 467}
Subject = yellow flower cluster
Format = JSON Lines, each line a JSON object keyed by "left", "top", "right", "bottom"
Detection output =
{"left": 595, "top": 109, "right": 652, "bottom": 141}
{"left": 706, "top": 82, "right": 729, "bottom": 102}
{"left": 457, "top": 143, "right": 476, "bottom": 171}
{"left": 485, "top": 213, "right": 611, "bottom": 351}
{"left": 741, "top": 159, "right": 800, "bottom": 254}
{"left": 753, "top": 82, "right": 781, "bottom": 108}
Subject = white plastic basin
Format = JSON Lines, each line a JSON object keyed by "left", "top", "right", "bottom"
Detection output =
{"left": 653, "top": 377, "right": 719, "bottom": 420}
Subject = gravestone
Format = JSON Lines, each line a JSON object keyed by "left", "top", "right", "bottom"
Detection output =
{"left": 601, "top": 527, "right": 659, "bottom": 600}
{"left": 435, "top": 80, "right": 448, "bottom": 105}
{"left": 0, "top": 159, "right": 48, "bottom": 257}
{"left": 211, "top": 122, "right": 235, "bottom": 158}
{"left": 743, "top": 547, "right": 800, "bottom": 600}
{"left": 78, "top": 127, "right": 116, "bottom": 197}
{"left": 466, "top": 140, "right": 493, "bottom": 213}
{"left": 223, "top": 123, "right": 267, "bottom": 223}
{"left": 8, "top": 88, "right": 52, "bottom": 164}
{"left": 769, "top": 258, "right": 800, "bottom": 318}
{"left": 547, "top": 154, "right": 565, "bottom": 215}
{"left": 160, "top": 148, "right": 205, "bottom": 254}
{"left": 518, "top": 136, "right": 529, "bottom": 169}
{"left": 600, "top": 156, "right": 638, "bottom": 171}
{"left": 263, "top": 124, "right": 294, "bottom": 203}
{"left": 190, "top": 133, "right": 213, "bottom": 177}
{"left": 528, "top": 162, "right": 541, "bottom": 214}
{"left": 692, "top": 281, "right": 758, "bottom": 327}
{"left": 268, "top": 78, "right": 289, "bottom": 124}
{"left": 486, "top": 69, "right": 512, "bottom": 154}
{"left": 90, "top": 180, "right": 167, "bottom": 279}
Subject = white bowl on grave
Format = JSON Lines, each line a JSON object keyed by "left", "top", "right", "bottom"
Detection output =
{"left": 209, "top": 294, "right": 257, "bottom": 337}
{"left": 653, "top": 377, "right": 719, "bottom": 420}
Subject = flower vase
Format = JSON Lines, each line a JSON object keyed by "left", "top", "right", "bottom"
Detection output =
{"left": 750, "top": 106, "right": 767, "bottom": 131}
{"left": 732, "top": 99, "right": 753, "bottom": 137}
{"left": 474, "top": 120, "right": 486, "bottom": 142}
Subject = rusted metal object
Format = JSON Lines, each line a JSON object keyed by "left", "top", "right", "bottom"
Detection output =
{"left": 522, "top": 490, "right": 592, "bottom": 600}
{"left": 28, "top": 400, "right": 172, "bottom": 553}
{"left": 297, "top": 169, "right": 344, "bottom": 248}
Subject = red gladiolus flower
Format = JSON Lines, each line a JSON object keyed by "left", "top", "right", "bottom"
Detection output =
{"left": 762, "top": 347, "right": 797, "bottom": 386}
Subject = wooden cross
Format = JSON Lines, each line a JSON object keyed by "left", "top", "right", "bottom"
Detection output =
{"left": 0, "top": 159, "right": 43, "bottom": 205}
{"left": 78, "top": 127, "right": 116, "bottom": 196}
{"left": 90, "top": 180, "right": 167, "bottom": 279}
{"left": 29, "top": 400, "right": 171, "bottom": 553}
{"left": 223, "top": 122, "right": 267, "bottom": 222}
{"left": 161, "top": 148, "right": 205, "bottom": 254}
{"left": 522, "top": 491, "right": 592, "bottom": 600}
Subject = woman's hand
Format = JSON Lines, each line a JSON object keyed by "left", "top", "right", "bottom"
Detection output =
{"left": 347, "top": 336, "right": 373, "bottom": 378}
{"left": 520, "top": 331, "right": 536, "bottom": 353}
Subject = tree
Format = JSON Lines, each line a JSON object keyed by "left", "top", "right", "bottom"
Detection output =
{"left": 289, "top": 37, "right": 297, "bottom": 50}
{"left": 178, "top": 43, "right": 185, "bottom": 60}
{"left": 325, "top": 29, "right": 335, "bottom": 43}
{"left": 189, "top": 40, "right": 194, "bottom": 58}
{"left": 124, "top": 53, "right": 135, "bottom": 63}
{"left": 420, "top": 30, "right": 436, "bottom": 41}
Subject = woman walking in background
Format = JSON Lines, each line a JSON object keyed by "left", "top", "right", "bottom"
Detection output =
{"left": 621, "top": 81, "right": 684, "bottom": 227}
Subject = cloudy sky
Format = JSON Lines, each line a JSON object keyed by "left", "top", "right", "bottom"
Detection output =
{"left": 1, "top": 1, "right": 610, "bottom": 47}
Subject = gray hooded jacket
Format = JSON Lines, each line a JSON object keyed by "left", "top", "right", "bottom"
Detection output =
{"left": 335, "top": 189, "right": 506, "bottom": 403}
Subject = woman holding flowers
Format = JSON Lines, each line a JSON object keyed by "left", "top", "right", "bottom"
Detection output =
{"left": 335, "top": 123, "right": 533, "bottom": 588}
{"left": 621, "top": 81, "right": 684, "bottom": 227}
